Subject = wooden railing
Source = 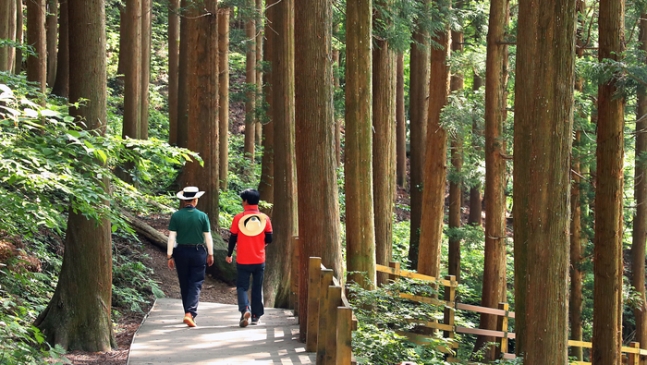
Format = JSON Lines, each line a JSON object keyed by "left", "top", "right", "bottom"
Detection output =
{"left": 378, "top": 261, "right": 647, "bottom": 364}
{"left": 306, "top": 257, "right": 357, "bottom": 365}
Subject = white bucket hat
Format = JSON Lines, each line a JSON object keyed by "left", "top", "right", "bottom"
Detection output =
{"left": 238, "top": 213, "right": 268, "bottom": 236}
{"left": 176, "top": 186, "right": 205, "bottom": 200}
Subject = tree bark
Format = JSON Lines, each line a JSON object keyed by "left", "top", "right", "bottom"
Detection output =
{"left": 176, "top": 0, "right": 190, "bottom": 149}
{"left": 51, "top": 0, "right": 68, "bottom": 97}
{"left": 593, "top": 0, "right": 625, "bottom": 362}
{"left": 258, "top": 120, "right": 274, "bottom": 203}
{"left": 345, "top": 0, "right": 375, "bottom": 289}
{"left": 632, "top": 10, "right": 647, "bottom": 360}
{"left": 13, "top": 0, "right": 23, "bottom": 74}
{"left": 218, "top": 7, "right": 230, "bottom": 190}
{"left": 513, "top": 0, "right": 575, "bottom": 361}
{"left": 294, "top": 0, "right": 343, "bottom": 336}
{"left": 448, "top": 27, "right": 463, "bottom": 282}
{"left": 35, "top": 0, "right": 115, "bottom": 351}
{"left": 255, "top": 0, "right": 264, "bottom": 146}
{"left": 396, "top": 53, "right": 406, "bottom": 189}
{"left": 46, "top": 0, "right": 57, "bottom": 86}
{"left": 468, "top": 73, "right": 483, "bottom": 226}
{"left": 418, "top": 13, "right": 450, "bottom": 278}
{"left": 373, "top": 2, "right": 396, "bottom": 286}
{"left": 0, "top": 0, "right": 16, "bottom": 72}
{"left": 26, "top": 0, "right": 47, "bottom": 93}
{"left": 122, "top": 0, "right": 142, "bottom": 142}
{"left": 474, "top": 0, "right": 509, "bottom": 358}
{"left": 168, "top": 0, "right": 180, "bottom": 145}
{"left": 117, "top": 5, "right": 126, "bottom": 78}
{"left": 263, "top": 0, "right": 295, "bottom": 308}
{"left": 244, "top": 0, "right": 256, "bottom": 160}
{"left": 140, "top": 0, "right": 151, "bottom": 139}
{"left": 407, "top": 0, "right": 430, "bottom": 269}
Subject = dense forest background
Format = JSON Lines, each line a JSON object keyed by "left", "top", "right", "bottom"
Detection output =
{"left": 0, "top": 0, "right": 645, "bottom": 364}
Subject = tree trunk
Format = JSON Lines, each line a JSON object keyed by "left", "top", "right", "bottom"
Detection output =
{"left": 263, "top": 0, "right": 295, "bottom": 308}
{"left": 632, "top": 10, "right": 647, "bottom": 360}
{"left": 0, "top": 0, "right": 16, "bottom": 72}
{"left": 468, "top": 72, "right": 482, "bottom": 226}
{"left": 34, "top": 0, "right": 115, "bottom": 351}
{"left": 418, "top": 17, "right": 450, "bottom": 278}
{"left": 345, "top": 0, "right": 375, "bottom": 289}
{"left": 593, "top": 0, "right": 625, "bottom": 362}
{"left": 13, "top": 0, "right": 23, "bottom": 74}
{"left": 396, "top": 53, "right": 406, "bottom": 189}
{"left": 569, "top": 2, "right": 586, "bottom": 360}
{"left": 45, "top": 0, "right": 57, "bottom": 86}
{"left": 176, "top": 0, "right": 190, "bottom": 149}
{"left": 244, "top": 0, "right": 256, "bottom": 160}
{"left": 117, "top": 5, "right": 126, "bottom": 78}
{"left": 140, "top": 0, "right": 151, "bottom": 139}
{"left": 51, "top": 0, "right": 68, "bottom": 97}
{"left": 255, "top": 0, "right": 263, "bottom": 146}
{"left": 448, "top": 27, "right": 463, "bottom": 282}
{"left": 474, "top": 0, "right": 509, "bottom": 358}
{"left": 26, "top": 0, "right": 47, "bottom": 93}
{"left": 295, "top": 0, "right": 343, "bottom": 336}
{"left": 373, "top": 3, "right": 396, "bottom": 286}
{"left": 513, "top": 0, "right": 575, "bottom": 361}
{"left": 333, "top": 47, "right": 342, "bottom": 167}
{"left": 218, "top": 7, "right": 230, "bottom": 190}
{"left": 407, "top": 0, "right": 430, "bottom": 269}
{"left": 258, "top": 120, "right": 274, "bottom": 203}
{"left": 122, "top": 0, "right": 142, "bottom": 143}
{"left": 168, "top": 0, "right": 180, "bottom": 145}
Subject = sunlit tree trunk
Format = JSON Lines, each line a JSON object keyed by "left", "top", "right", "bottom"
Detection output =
{"left": 408, "top": 0, "right": 430, "bottom": 269}
{"left": 593, "top": 0, "right": 625, "bottom": 362}
{"left": 396, "top": 53, "right": 406, "bottom": 189}
{"left": 468, "top": 73, "right": 482, "bottom": 226}
{"left": 140, "top": 0, "right": 151, "bottom": 139}
{"left": 51, "top": 0, "right": 68, "bottom": 97}
{"left": 373, "top": 0, "right": 396, "bottom": 286}
{"left": 35, "top": 0, "right": 115, "bottom": 351}
{"left": 182, "top": 0, "right": 219, "bottom": 228}
{"left": 168, "top": 0, "right": 180, "bottom": 145}
{"left": 46, "top": 0, "right": 57, "bottom": 86}
{"left": 218, "top": 7, "right": 230, "bottom": 190}
{"left": 418, "top": 8, "right": 450, "bottom": 278}
{"left": 632, "top": 10, "right": 647, "bottom": 358}
{"left": 263, "top": 0, "right": 295, "bottom": 307}
{"left": 176, "top": 0, "right": 190, "bottom": 149}
{"left": 513, "top": 0, "right": 575, "bottom": 360}
{"left": 244, "top": 0, "right": 256, "bottom": 160}
{"left": 295, "top": 0, "right": 343, "bottom": 335}
{"left": 26, "top": 0, "right": 47, "bottom": 93}
{"left": 474, "top": 0, "right": 509, "bottom": 358}
{"left": 345, "top": 0, "right": 375, "bottom": 289}
{"left": 0, "top": 0, "right": 17, "bottom": 72}
{"left": 123, "top": 0, "right": 142, "bottom": 144}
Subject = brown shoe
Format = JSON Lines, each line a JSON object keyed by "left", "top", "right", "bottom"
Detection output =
{"left": 183, "top": 313, "right": 197, "bottom": 327}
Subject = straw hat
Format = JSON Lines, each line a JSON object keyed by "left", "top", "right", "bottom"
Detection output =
{"left": 238, "top": 213, "right": 268, "bottom": 236}
{"left": 176, "top": 186, "right": 205, "bottom": 200}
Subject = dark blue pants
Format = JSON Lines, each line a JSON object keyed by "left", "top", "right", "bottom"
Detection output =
{"left": 236, "top": 263, "right": 265, "bottom": 318}
{"left": 173, "top": 245, "right": 207, "bottom": 318}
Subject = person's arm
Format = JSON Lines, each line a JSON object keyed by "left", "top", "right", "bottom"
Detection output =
{"left": 204, "top": 232, "right": 214, "bottom": 255}
{"left": 227, "top": 234, "right": 237, "bottom": 257}
{"left": 265, "top": 233, "right": 273, "bottom": 244}
{"left": 167, "top": 231, "right": 177, "bottom": 269}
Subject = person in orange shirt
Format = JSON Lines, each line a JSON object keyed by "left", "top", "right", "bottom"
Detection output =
{"left": 225, "top": 188, "right": 272, "bottom": 327}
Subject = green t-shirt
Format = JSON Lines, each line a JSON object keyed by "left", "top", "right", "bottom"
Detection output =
{"left": 168, "top": 207, "right": 211, "bottom": 245}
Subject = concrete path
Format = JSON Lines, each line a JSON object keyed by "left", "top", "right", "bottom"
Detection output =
{"left": 127, "top": 298, "right": 316, "bottom": 365}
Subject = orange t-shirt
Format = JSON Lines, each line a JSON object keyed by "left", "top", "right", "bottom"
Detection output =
{"left": 230, "top": 206, "right": 273, "bottom": 264}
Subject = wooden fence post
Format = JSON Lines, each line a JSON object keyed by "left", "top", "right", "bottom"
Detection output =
{"left": 497, "top": 302, "right": 509, "bottom": 357}
{"left": 306, "top": 257, "right": 322, "bottom": 352}
{"left": 443, "top": 275, "right": 456, "bottom": 361}
{"left": 336, "top": 306, "right": 353, "bottom": 365}
{"left": 318, "top": 283, "right": 341, "bottom": 365}
{"left": 292, "top": 236, "right": 300, "bottom": 315}
{"left": 316, "top": 270, "right": 334, "bottom": 364}
{"left": 389, "top": 261, "right": 400, "bottom": 283}
{"left": 629, "top": 342, "right": 640, "bottom": 365}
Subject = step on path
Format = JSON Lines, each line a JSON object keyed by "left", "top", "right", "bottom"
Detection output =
{"left": 127, "top": 298, "right": 315, "bottom": 365}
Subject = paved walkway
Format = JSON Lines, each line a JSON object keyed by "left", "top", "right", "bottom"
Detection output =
{"left": 127, "top": 298, "right": 316, "bottom": 365}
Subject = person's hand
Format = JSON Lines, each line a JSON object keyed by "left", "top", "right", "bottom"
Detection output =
{"left": 225, "top": 256, "right": 232, "bottom": 264}
{"left": 207, "top": 254, "right": 214, "bottom": 267}
{"left": 167, "top": 257, "right": 175, "bottom": 270}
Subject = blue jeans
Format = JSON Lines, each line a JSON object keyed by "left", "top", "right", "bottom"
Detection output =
{"left": 173, "top": 245, "right": 207, "bottom": 318}
{"left": 236, "top": 263, "right": 265, "bottom": 318}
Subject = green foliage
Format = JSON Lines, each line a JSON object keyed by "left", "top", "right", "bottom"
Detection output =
{"left": 348, "top": 280, "right": 452, "bottom": 365}
{"left": 112, "top": 254, "right": 164, "bottom": 313}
